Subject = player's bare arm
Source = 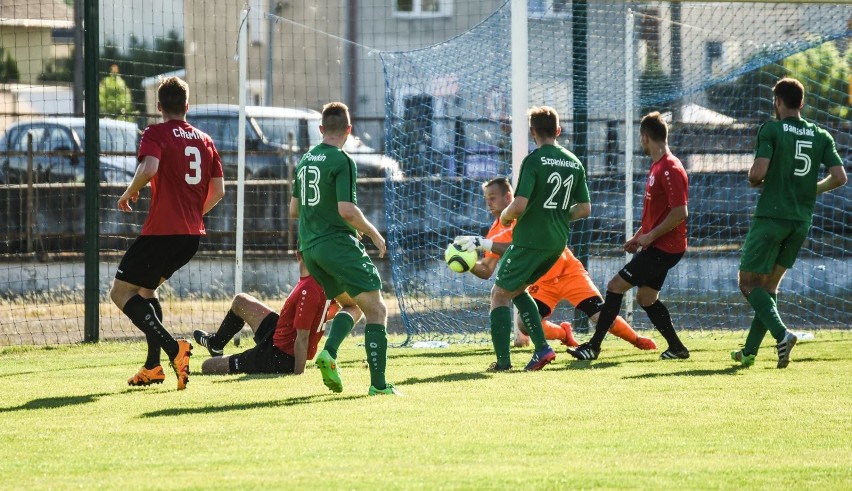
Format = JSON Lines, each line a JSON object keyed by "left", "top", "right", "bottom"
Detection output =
{"left": 118, "top": 155, "right": 159, "bottom": 211}
{"left": 292, "top": 329, "right": 310, "bottom": 374}
{"left": 288, "top": 196, "right": 299, "bottom": 218}
{"left": 569, "top": 202, "right": 591, "bottom": 221}
{"left": 203, "top": 177, "right": 225, "bottom": 215}
{"left": 624, "top": 229, "right": 642, "bottom": 253}
{"left": 500, "top": 196, "right": 528, "bottom": 226}
{"left": 748, "top": 157, "right": 770, "bottom": 187}
{"left": 338, "top": 201, "right": 387, "bottom": 257}
{"left": 816, "top": 165, "right": 848, "bottom": 194}
{"left": 638, "top": 205, "right": 688, "bottom": 249}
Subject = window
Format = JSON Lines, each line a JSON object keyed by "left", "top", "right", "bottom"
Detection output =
{"left": 393, "top": 0, "right": 452, "bottom": 18}
{"left": 706, "top": 41, "right": 724, "bottom": 78}
{"left": 529, "top": 0, "right": 570, "bottom": 17}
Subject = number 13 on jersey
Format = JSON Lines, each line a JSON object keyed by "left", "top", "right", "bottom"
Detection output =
{"left": 298, "top": 165, "right": 321, "bottom": 206}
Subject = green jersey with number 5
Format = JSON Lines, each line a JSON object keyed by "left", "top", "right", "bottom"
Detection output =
{"left": 754, "top": 118, "right": 842, "bottom": 223}
{"left": 293, "top": 143, "right": 358, "bottom": 249}
{"left": 513, "top": 143, "right": 590, "bottom": 250}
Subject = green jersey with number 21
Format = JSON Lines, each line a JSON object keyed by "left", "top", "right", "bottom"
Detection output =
{"left": 754, "top": 117, "right": 843, "bottom": 223}
{"left": 293, "top": 142, "right": 358, "bottom": 249}
{"left": 513, "top": 143, "right": 590, "bottom": 250}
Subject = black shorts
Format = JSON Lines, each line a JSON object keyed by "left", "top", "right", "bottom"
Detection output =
{"left": 229, "top": 313, "right": 295, "bottom": 375}
{"left": 618, "top": 246, "right": 684, "bottom": 291}
{"left": 115, "top": 235, "right": 200, "bottom": 289}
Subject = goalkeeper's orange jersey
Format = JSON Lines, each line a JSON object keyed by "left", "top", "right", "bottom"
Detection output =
{"left": 484, "top": 219, "right": 573, "bottom": 284}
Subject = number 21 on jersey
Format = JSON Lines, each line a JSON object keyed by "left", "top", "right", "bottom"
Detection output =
{"left": 298, "top": 165, "right": 321, "bottom": 206}
{"left": 543, "top": 172, "right": 574, "bottom": 210}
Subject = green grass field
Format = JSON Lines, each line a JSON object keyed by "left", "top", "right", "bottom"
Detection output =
{"left": 1, "top": 332, "right": 850, "bottom": 490}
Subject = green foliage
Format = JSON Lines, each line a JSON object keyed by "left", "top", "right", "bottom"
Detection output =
{"left": 38, "top": 54, "right": 74, "bottom": 83}
{"left": 100, "top": 31, "right": 185, "bottom": 116}
{"left": 639, "top": 58, "right": 676, "bottom": 115}
{"left": 783, "top": 41, "right": 849, "bottom": 120}
{"left": 99, "top": 71, "right": 135, "bottom": 121}
{"left": 0, "top": 333, "right": 850, "bottom": 488}
{"left": 0, "top": 47, "right": 21, "bottom": 83}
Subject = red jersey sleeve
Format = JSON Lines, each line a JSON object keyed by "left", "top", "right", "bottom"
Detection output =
{"left": 209, "top": 142, "right": 224, "bottom": 178}
{"left": 661, "top": 164, "right": 688, "bottom": 208}
{"left": 293, "top": 283, "right": 328, "bottom": 331}
{"left": 137, "top": 126, "right": 163, "bottom": 162}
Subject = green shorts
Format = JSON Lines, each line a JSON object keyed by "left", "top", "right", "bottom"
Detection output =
{"left": 495, "top": 245, "right": 562, "bottom": 292}
{"left": 739, "top": 217, "right": 810, "bottom": 275}
{"left": 301, "top": 235, "right": 382, "bottom": 299}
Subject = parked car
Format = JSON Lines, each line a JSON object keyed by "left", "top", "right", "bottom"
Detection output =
{"left": 187, "top": 104, "right": 402, "bottom": 179}
{"left": 0, "top": 118, "right": 138, "bottom": 184}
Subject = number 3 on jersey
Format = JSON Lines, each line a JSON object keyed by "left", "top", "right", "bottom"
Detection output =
{"left": 298, "top": 165, "right": 321, "bottom": 206}
{"left": 543, "top": 172, "right": 574, "bottom": 210}
{"left": 185, "top": 146, "right": 201, "bottom": 185}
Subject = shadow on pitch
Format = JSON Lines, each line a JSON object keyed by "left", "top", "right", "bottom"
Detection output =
{"left": 398, "top": 371, "right": 489, "bottom": 385}
{"left": 624, "top": 366, "right": 747, "bottom": 379}
{"left": 138, "top": 394, "right": 366, "bottom": 418}
{"left": 0, "top": 392, "right": 113, "bottom": 413}
{"left": 387, "top": 348, "right": 495, "bottom": 360}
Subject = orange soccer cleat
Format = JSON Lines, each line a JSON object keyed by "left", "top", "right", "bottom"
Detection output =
{"left": 633, "top": 336, "right": 658, "bottom": 351}
{"left": 169, "top": 339, "right": 193, "bottom": 390}
{"left": 127, "top": 365, "right": 165, "bottom": 386}
{"left": 560, "top": 321, "right": 579, "bottom": 347}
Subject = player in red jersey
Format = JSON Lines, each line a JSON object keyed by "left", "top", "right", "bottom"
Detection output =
{"left": 457, "top": 177, "right": 656, "bottom": 353}
{"left": 111, "top": 76, "right": 225, "bottom": 390}
{"left": 569, "top": 112, "right": 689, "bottom": 361}
{"left": 194, "top": 249, "right": 339, "bottom": 375}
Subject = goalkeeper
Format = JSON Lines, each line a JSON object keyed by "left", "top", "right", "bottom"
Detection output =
{"left": 454, "top": 177, "right": 657, "bottom": 352}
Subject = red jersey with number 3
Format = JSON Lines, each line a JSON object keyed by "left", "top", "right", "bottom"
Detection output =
{"left": 273, "top": 275, "right": 338, "bottom": 359}
{"left": 136, "top": 120, "right": 223, "bottom": 235}
{"left": 641, "top": 152, "right": 689, "bottom": 254}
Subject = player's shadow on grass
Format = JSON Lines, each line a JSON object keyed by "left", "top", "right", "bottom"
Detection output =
{"left": 558, "top": 360, "right": 622, "bottom": 371}
{"left": 0, "top": 392, "right": 112, "bottom": 413}
{"left": 398, "top": 371, "right": 489, "bottom": 385}
{"left": 138, "top": 394, "right": 365, "bottom": 418}
{"left": 387, "top": 348, "right": 495, "bottom": 360}
{"left": 624, "top": 366, "right": 747, "bottom": 379}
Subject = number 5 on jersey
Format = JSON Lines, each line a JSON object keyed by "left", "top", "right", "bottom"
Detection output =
{"left": 298, "top": 165, "right": 321, "bottom": 206}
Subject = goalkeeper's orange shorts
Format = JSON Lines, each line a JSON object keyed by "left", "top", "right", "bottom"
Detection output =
{"left": 528, "top": 249, "right": 600, "bottom": 313}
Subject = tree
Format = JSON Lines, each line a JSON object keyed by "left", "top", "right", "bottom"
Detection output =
{"left": 0, "top": 47, "right": 20, "bottom": 83}
{"left": 638, "top": 58, "right": 676, "bottom": 115}
{"left": 783, "top": 41, "right": 849, "bottom": 120}
{"left": 99, "top": 64, "right": 135, "bottom": 121}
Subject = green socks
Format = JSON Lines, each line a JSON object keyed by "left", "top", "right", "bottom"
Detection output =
{"left": 513, "top": 292, "right": 548, "bottom": 351}
{"left": 743, "top": 292, "right": 776, "bottom": 356}
{"left": 747, "top": 288, "right": 787, "bottom": 343}
{"left": 323, "top": 312, "right": 355, "bottom": 360}
{"left": 489, "top": 307, "right": 512, "bottom": 368}
{"left": 365, "top": 324, "right": 388, "bottom": 390}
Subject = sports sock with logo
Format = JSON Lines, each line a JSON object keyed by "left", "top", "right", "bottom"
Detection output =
{"left": 512, "top": 292, "right": 548, "bottom": 351}
{"left": 607, "top": 316, "right": 639, "bottom": 344}
{"left": 489, "top": 306, "right": 513, "bottom": 368}
{"left": 209, "top": 309, "right": 245, "bottom": 349}
{"left": 364, "top": 324, "right": 388, "bottom": 390}
{"left": 144, "top": 298, "right": 163, "bottom": 369}
{"left": 123, "top": 294, "right": 179, "bottom": 360}
{"left": 323, "top": 311, "right": 355, "bottom": 360}
{"left": 641, "top": 300, "right": 686, "bottom": 351}
{"left": 747, "top": 288, "right": 786, "bottom": 343}
{"left": 590, "top": 291, "right": 623, "bottom": 349}
{"left": 743, "top": 292, "right": 775, "bottom": 356}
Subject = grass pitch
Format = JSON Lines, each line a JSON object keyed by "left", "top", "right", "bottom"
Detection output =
{"left": 0, "top": 332, "right": 850, "bottom": 490}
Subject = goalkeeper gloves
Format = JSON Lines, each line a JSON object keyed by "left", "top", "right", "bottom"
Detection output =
{"left": 453, "top": 235, "right": 493, "bottom": 253}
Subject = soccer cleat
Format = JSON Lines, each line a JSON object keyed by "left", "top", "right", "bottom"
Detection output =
{"left": 485, "top": 362, "right": 513, "bottom": 373}
{"left": 731, "top": 350, "right": 756, "bottom": 367}
{"left": 193, "top": 329, "right": 223, "bottom": 357}
{"left": 315, "top": 350, "right": 343, "bottom": 393}
{"left": 660, "top": 347, "right": 690, "bottom": 360}
{"left": 567, "top": 342, "right": 600, "bottom": 360}
{"left": 524, "top": 345, "right": 556, "bottom": 371}
{"left": 127, "top": 365, "right": 165, "bottom": 386}
{"left": 633, "top": 336, "right": 658, "bottom": 351}
{"left": 368, "top": 383, "right": 403, "bottom": 396}
{"left": 776, "top": 331, "right": 798, "bottom": 369}
{"left": 169, "top": 339, "right": 192, "bottom": 390}
{"left": 560, "top": 321, "right": 579, "bottom": 347}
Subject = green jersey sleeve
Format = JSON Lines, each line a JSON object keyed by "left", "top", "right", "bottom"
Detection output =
{"left": 574, "top": 168, "right": 590, "bottom": 204}
{"left": 515, "top": 154, "right": 536, "bottom": 199}
{"left": 754, "top": 122, "right": 776, "bottom": 160}
{"left": 336, "top": 154, "right": 357, "bottom": 203}
{"left": 819, "top": 129, "right": 843, "bottom": 169}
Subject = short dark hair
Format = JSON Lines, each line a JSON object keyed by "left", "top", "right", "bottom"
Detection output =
{"left": 639, "top": 111, "right": 668, "bottom": 142}
{"left": 528, "top": 106, "right": 559, "bottom": 139}
{"left": 773, "top": 77, "right": 804, "bottom": 110}
{"left": 321, "top": 102, "right": 351, "bottom": 134}
{"left": 482, "top": 176, "right": 512, "bottom": 194}
{"left": 158, "top": 76, "right": 189, "bottom": 115}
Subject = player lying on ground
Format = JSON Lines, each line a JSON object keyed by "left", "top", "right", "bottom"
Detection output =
{"left": 454, "top": 177, "right": 656, "bottom": 355}
{"left": 194, "top": 249, "right": 339, "bottom": 376}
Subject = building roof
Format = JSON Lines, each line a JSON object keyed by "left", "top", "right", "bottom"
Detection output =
{"left": 0, "top": 0, "right": 74, "bottom": 29}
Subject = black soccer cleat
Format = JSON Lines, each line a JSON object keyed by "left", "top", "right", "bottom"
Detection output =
{"left": 660, "top": 347, "right": 690, "bottom": 360}
{"left": 775, "top": 331, "right": 797, "bottom": 369}
{"left": 485, "top": 362, "right": 513, "bottom": 373}
{"left": 567, "top": 342, "right": 600, "bottom": 361}
{"left": 193, "top": 329, "right": 224, "bottom": 357}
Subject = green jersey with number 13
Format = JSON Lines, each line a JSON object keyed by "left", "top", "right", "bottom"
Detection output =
{"left": 513, "top": 143, "right": 591, "bottom": 250}
{"left": 754, "top": 117, "right": 843, "bottom": 223}
{"left": 293, "top": 142, "right": 358, "bottom": 249}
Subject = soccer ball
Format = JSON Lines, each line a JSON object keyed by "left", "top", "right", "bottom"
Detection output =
{"left": 444, "top": 242, "right": 477, "bottom": 273}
